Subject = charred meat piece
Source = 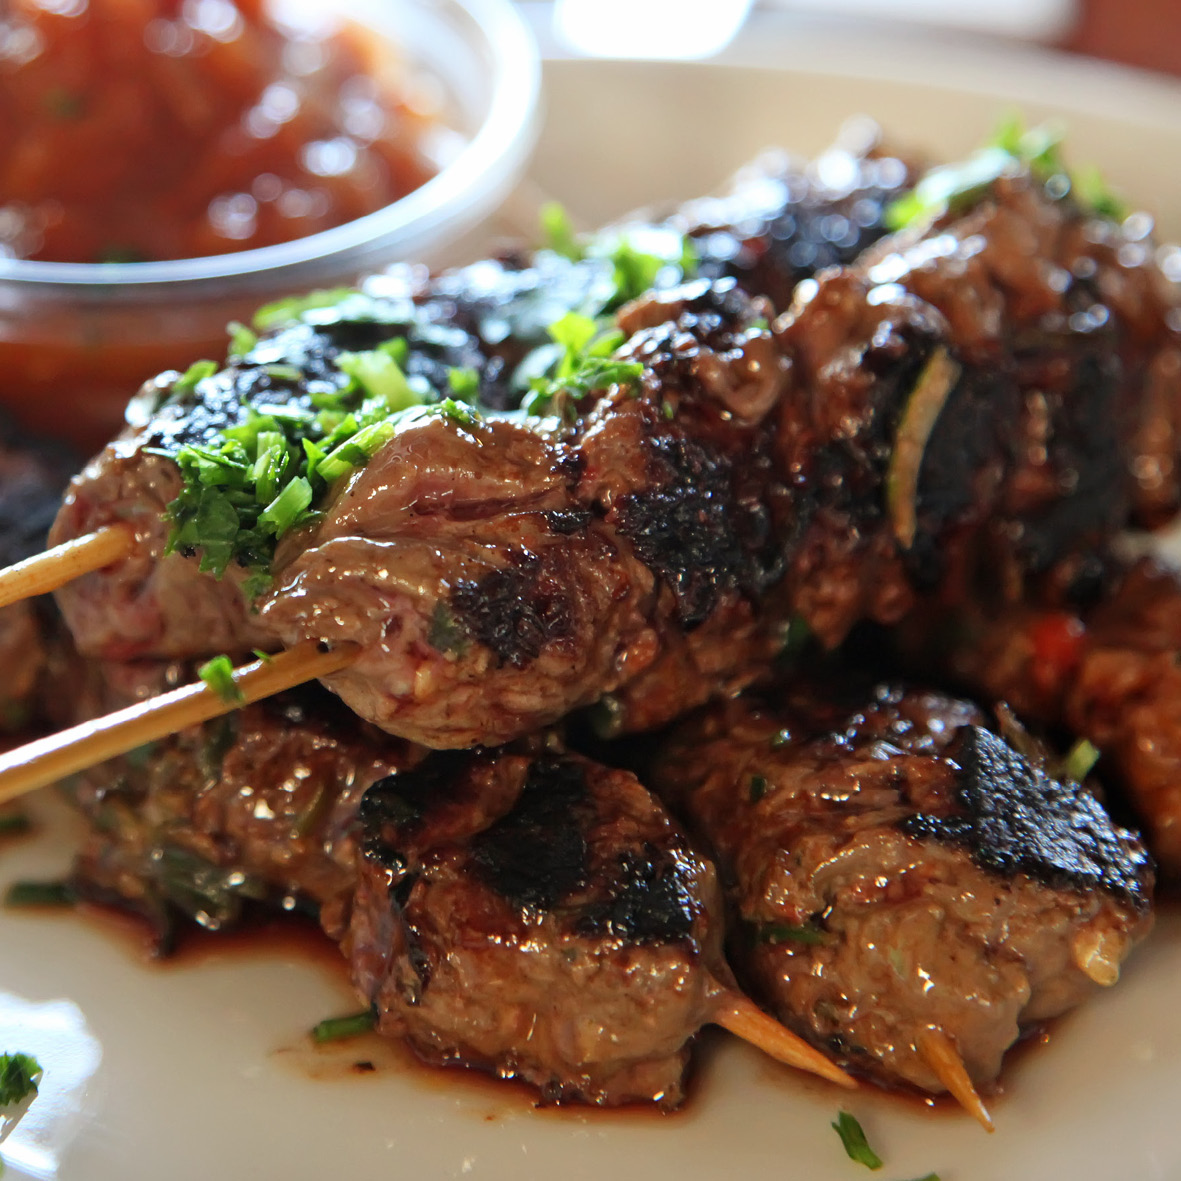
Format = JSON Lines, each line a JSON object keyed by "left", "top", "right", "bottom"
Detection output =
{"left": 70, "top": 677, "right": 418, "bottom": 947}
{"left": 652, "top": 683, "right": 1153, "bottom": 1094}
{"left": 863, "top": 169, "right": 1181, "bottom": 553}
{"left": 345, "top": 746, "right": 728, "bottom": 1107}
{"left": 680, "top": 130, "right": 918, "bottom": 310}
{"left": 903, "top": 556, "right": 1181, "bottom": 874}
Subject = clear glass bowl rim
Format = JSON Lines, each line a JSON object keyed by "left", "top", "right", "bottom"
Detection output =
{"left": 0, "top": 0, "right": 540, "bottom": 295}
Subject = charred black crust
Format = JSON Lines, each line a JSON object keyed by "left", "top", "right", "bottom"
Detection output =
{"left": 901, "top": 726, "right": 1153, "bottom": 908}
{"left": 576, "top": 844, "right": 698, "bottom": 944}
{"left": 449, "top": 551, "right": 575, "bottom": 668}
{"left": 691, "top": 155, "right": 912, "bottom": 310}
{"left": 544, "top": 508, "right": 591, "bottom": 535}
{"left": 616, "top": 432, "right": 774, "bottom": 625}
{"left": 1012, "top": 345, "right": 1130, "bottom": 572}
{"left": 360, "top": 750, "right": 476, "bottom": 871}
{"left": 470, "top": 758, "right": 590, "bottom": 911}
{"left": 907, "top": 363, "right": 1018, "bottom": 587}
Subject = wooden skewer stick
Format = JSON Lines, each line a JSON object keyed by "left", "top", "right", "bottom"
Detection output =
{"left": 711, "top": 989, "right": 856, "bottom": 1090}
{"left": 0, "top": 640, "right": 359, "bottom": 806}
{"left": 0, "top": 525, "right": 135, "bottom": 611}
{"left": 917, "top": 1027, "right": 994, "bottom": 1132}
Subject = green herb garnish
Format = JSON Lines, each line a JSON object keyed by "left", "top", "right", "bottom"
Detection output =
{"left": 0, "top": 1053, "right": 42, "bottom": 1106}
{"left": 832, "top": 1111, "right": 883, "bottom": 1170}
{"left": 0, "top": 811, "right": 30, "bottom": 837}
{"left": 226, "top": 321, "right": 258, "bottom": 359}
{"left": 252, "top": 288, "right": 357, "bottom": 332}
{"left": 198, "top": 655, "right": 244, "bottom": 705}
{"left": 1060, "top": 737, "right": 1100, "bottom": 783}
{"left": 521, "top": 312, "right": 643, "bottom": 418}
{"left": 749, "top": 775, "right": 768, "bottom": 802}
{"left": 312, "top": 1009, "right": 377, "bottom": 1043}
{"left": 886, "top": 113, "right": 1125, "bottom": 230}
{"left": 172, "top": 359, "right": 218, "bottom": 396}
{"left": 758, "top": 921, "right": 828, "bottom": 946}
{"left": 541, "top": 202, "right": 584, "bottom": 262}
{"left": 4, "top": 880, "right": 75, "bottom": 908}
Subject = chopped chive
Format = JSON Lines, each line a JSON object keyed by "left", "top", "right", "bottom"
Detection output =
{"left": 1060, "top": 737, "right": 1100, "bottom": 783}
{"left": 226, "top": 321, "right": 258, "bottom": 358}
{"left": 447, "top": 366, "right": 481, "bottom": 401}
{"left": 0, "top": 1052, "right": 42, "bottom": 1106}
{"left": 197, "top": 655, "right": 244, "bottom": 705}
{"left": 540, "top": 201, "right": 584, "bottom": 262}
{"left": 832, "top": 1111, "right": 883, "bottom": 1170}
{"left": 758, "top": 921, "right": 828, "bottom": 946}
{"left": 173, "top": 359, "right": 218, "bottom": 395}
{"left": 5, "top": 880, "right": 76, "bottom": 908}
{"left": 749, "top": 775, "right": 768, "bottom": 802}
{"left": 312, "top": 1009, "right": 377, "bottom": 1043}
{"left": 0, "top": 812, "right": 31, "bottom": 837}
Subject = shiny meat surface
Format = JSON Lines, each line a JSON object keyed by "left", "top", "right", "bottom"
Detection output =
{"left": 863, "top": 172, "right": 1181, "bottom": 549}
{"left": 49, "top": 436, "right": 270, "bottom": 661}
{"left": 49, "top": 164, "right": 1180, "bottom": 748}
{"left": 909, "top": 557, "right": 1181, "bottom": 874}
{"left": 345, "top": 747, "right": 726, "bottom": 1107}
{"left": 653, "top": 684, "right": 1153, "bottom": 1093}
{"left": 71, "top": 681, "right": 417, "bottom": 945}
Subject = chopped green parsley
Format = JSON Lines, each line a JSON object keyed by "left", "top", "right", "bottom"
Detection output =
{"left": 886, "top": 113, "right": 1126, "bottom": 230}
{"left": 312, "top": 1009, "right": 377, "bottom": 1043}
{"left": 0, "top": 1053, "right": 42, "bottom": 1107}
{"left": 1060, "top": 737, "right": 1100, "bottom": 783}
{"left": 757, "top": 921, "right": 828, "bottom": 946}
{"left": 198, "top": 655, "right": 244, "bottom": 705}
{"left": 832, "top": 1111, "right": 883, "bottom": 1170}
{"left": 521, "top": 311, "right": 644, "bottom": 418}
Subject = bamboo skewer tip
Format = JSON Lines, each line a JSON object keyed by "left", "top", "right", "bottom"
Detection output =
{"left": 711, "top": 989, "right": 856, "bottom": 1090}
{"left": 917, "top": 1027, "right": 994, "bottom": 1132}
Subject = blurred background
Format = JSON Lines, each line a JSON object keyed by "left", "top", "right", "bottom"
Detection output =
{"left": 515, "top": 0, "right": 1181, "bottom": 76}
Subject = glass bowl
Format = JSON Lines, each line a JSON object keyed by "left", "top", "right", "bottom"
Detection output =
{"left": 0, "top": 0, "right": 540, "bottom": 450}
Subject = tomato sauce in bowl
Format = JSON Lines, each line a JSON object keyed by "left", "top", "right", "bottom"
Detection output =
{"left": 0, "top": 0, "right": 440, "bottom": 263}
{"left": 0, "top": 0, "right": 539, "bottom": 448}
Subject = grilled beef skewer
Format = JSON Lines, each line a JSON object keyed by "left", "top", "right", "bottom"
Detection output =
{"left": 651, "top": 682, "right": 1154, "bottom": 1103}
{"left": 46, "top": 156, "right": 1180, "bottom": 747}
{"left": 70, "top": 683, "right": 849, "bottom": 1101}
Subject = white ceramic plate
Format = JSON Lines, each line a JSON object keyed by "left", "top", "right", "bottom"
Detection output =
{"left": 4, "top": 45, "right": 1181, "bottom": 1181}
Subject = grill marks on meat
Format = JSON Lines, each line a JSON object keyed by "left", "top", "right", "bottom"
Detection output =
{"left": 653, "top": 684, "right": 1152, "bottom": 1093}
{"left": 346, "top": 749, "right": 725, "bottom": 1107}
{"left": 450, "top": 550, "right": 576, "bottom": 669}
{"left": 901, "top": 725, "right": 1150, "bottom": 905}
{"left": 681, "top": 137, "right": 917, "bottom": 310}
{"left": 615, "top": 433, "right": 762, "bottom": 626}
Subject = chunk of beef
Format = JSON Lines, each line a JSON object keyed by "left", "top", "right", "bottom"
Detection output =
{"left": 345, "top": 747, "right": 727, "bottom": 1107}
{"left": 652, "top": 684, "right": 1152, "bottom": 1094}
{"left": 70, "top": 677, "right": 418, "bottom": 946}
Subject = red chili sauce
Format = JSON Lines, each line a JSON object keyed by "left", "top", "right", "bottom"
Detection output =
{"left": 0, "top": 0, "right": 439, "bottom": 263}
